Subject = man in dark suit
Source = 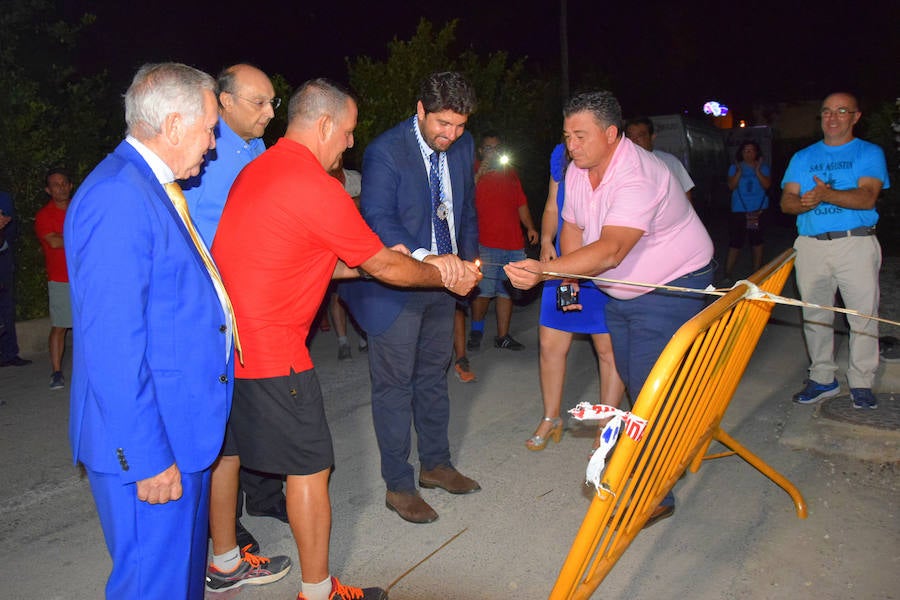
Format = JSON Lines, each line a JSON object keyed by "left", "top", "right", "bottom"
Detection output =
{"left": 0, "top": 190, "right": 31, "bottom": 367}
{"left": 65, "top": 63, "right": 234, "bottom": 599}
{"left": 341, "top": 72, "right": 481, "bottom": 523}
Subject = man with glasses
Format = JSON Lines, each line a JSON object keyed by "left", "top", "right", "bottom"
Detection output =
{"left": 183, "top": 63, "right": 279, "bottom": 246}
{"left": 181, "top": 63, "right": 291, "bottom": 592}
{"left": 781, "top": 92, "right": 890, "bottom": 409}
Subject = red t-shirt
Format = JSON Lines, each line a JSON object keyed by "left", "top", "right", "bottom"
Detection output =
{"left": 213, "top": 138, "right": 383, "bottom": 378}
{"left": 34, "top": 201, "right": 69, "bottom": 282}
{"left": 473, "top": 163, "right": 528, "bottom": 250}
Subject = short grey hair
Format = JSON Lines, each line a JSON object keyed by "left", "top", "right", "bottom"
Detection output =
{"left": 125, "top": 63, "right": 217, "bottom": 139}
{"left": 287, "top": 78, "right": 352, "bottom": 126}
{"left": 564, "top": 91, "right": 624, "bottom": 136}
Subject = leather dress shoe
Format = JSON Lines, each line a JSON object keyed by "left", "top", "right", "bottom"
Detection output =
{"left": 418, "top": 465, "right": 481, "bottom": 494}
{"left": 0, "top": 356, "right": 31, "bottom": 367}
{"left": 246, "top": 497, "right": 289, "bottom": 523}
{"left": 643, "top": 504, "right": 675, "bottom": 529}
{"left": 385, "top": 490, "right": 438, "bottom": 524}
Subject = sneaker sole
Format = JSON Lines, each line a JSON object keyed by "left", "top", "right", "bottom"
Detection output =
{"left": 852, "top": 398, "right": 879, "bottom": 410}
{"left": 793, "top": 386, "right": 840, "bottom": 404}
{"left": 852, "top": 402, "right": 878, "bottom": 410}
{"left": 205, "top": 564, "right": 292, "bottom": 592}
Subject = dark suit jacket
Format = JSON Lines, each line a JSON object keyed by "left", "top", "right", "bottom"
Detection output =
{"left": 0, "top": 191, "right": 16, "bottom": 277}
{"left": 65, "top": 141, "right": 233, "bottom": 482}
{"left": 342, "top": 118, "right": 478, "bottom": 335}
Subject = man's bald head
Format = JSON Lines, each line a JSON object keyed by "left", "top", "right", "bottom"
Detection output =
{"left": 217, "top": 63, "right": 277, "bottom": 141}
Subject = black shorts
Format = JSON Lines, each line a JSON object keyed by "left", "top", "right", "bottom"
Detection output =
{"left": 228, "top": 369, "right": 334, "bottom": 476}
{"left": 728, "top": 210, "right": 765, "bottom": 248}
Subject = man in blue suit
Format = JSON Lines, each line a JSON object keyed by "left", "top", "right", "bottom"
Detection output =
{"left": 65, "top": 63, "right": 234, "bottom": 599}
{"left": 341, "top": 72, "right": 481, "bottom": 523}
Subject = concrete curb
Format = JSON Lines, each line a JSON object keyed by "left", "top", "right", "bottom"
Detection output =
{"left": 10, "top": 317, "right": 51, "bottom": 356}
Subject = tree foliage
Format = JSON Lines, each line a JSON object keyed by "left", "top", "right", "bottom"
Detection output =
{"left": 0, "top": 0, "right": 116, "bottom": 319}
{"left": 347, "top": 19, "right": 558, "bottom": 216}
{"left": 861, "top": 98, "right": 900, "bottom": 255}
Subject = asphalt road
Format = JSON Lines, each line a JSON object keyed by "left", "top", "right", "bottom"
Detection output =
{"left": 2, "top": 220, "right": 898, "bottom": 599}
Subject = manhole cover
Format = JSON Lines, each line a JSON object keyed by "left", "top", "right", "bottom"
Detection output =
{"left": 819, "top": 393, "right": 900, "bottom": 431}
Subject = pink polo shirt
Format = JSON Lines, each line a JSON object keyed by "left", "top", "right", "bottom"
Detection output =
{"left": 562, "top": 137, "right": 712, "bottom": 300}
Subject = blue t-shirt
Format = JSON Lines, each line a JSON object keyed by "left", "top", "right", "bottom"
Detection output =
{"left": 728, "top": 162, "right": 771, "bottom": 212}
{"left": 781, "top": 138, "right": 890, "bottom": 236}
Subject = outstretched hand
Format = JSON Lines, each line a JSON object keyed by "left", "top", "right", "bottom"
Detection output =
{"left": 424, "top": 253, "right": 469, "bottom": 288}
{"left": 504, "top": 258, "right": 543, "bottom": 290}
{"left": 445, "top": 260, "right": 482, "bottom": 296}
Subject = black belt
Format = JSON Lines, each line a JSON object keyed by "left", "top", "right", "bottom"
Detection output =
{"left": 810, "top": 226, "right": 875, "bottom": 240}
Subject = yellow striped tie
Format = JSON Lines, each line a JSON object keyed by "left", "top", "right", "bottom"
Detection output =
{"left": 163, "top": 182, "right": 243, "bottom": 366}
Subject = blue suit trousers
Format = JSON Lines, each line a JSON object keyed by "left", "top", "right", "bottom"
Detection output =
{"left": 367, "top": 290, "right": 455, "bottom": 492}
{"left": 87, "top": 468, "right": 211, "bottom": 600}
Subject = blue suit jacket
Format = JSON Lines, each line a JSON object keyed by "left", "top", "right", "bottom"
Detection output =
{"left": 341, "top": 119, "right": 478, "bottom": 335}
{"left": 65, "top": 141, "right": 233, "bottom": 482}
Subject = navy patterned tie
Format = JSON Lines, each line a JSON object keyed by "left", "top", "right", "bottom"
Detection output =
{"left": 429, "top": 151, "right": 452, "bottom": 254}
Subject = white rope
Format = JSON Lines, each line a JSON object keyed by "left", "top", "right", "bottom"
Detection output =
{"left": 538, "top": 271, "right": 900, "bottom": 328}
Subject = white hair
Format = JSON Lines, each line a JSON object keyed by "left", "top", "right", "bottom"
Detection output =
{"left": 124, "top": 63, "right": 216, "bottom": 139}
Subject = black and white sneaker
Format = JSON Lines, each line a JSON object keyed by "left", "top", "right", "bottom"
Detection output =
{"left": 494, "top": 334, "right": 524, "bottom": 351}
{"left": 49, "top": 371, "right": 64, "bottom": 389}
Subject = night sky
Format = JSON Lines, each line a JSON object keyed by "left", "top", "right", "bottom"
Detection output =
{"left": 66, "top": 0, "right": 898, "bottom": 121}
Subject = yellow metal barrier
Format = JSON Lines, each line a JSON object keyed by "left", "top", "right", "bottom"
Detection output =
{"left": 549, "top": 249, "right": 805, "bottom": 600}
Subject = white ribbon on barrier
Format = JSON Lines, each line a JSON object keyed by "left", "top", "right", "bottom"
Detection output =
{"left": 569, "top": 402, "right": 648, "bottom": 493}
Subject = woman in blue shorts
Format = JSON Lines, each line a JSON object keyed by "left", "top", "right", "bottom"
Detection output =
{"left": 526, "top": 144, "right": 625, "bottom": 451}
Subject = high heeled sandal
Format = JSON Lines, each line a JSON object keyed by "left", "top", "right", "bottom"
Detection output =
{"left": 525, "top": 417, "right": 563, "bottom": 451}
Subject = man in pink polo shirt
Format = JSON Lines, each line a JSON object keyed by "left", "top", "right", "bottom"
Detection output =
{"left": 505, "top": 90, "right": 713, "bottom": 526}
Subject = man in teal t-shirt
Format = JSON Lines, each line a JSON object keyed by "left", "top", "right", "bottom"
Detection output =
{"left": 781, "top": 92, "right": 890, "bottom": 409}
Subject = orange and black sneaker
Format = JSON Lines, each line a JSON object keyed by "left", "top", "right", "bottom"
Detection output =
{"left": 453, "top": 356, "right": 476, "bottom": 383}
{"left": 296, "top": 576, "right": 387, "bottom": 600}
{"left": 205, "top": 545, "right": 292, "bottom": 591}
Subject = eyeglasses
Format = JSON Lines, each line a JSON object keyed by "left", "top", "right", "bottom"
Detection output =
{"left": 820, "top": 107, "right": 857, "bottom": 118}
{"left": 228, "top": 92, "right": 281, "bottom": 110}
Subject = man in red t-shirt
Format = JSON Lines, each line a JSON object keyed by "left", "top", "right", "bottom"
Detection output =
{"left": 35, "top": 168, "right": 73, "bottom": 389}
{"left": 213, "top": 78, "right": 479, "bottom": 600}
{"left": 467, "top": 133, "right": 538, "bottom": 352}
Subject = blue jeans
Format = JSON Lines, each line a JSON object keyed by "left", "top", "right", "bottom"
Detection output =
{"left": 605, "top": 264, "right": 713, "bottom": 399}
{"left": 476, "top": 245, "right": 524, "bottom": 298}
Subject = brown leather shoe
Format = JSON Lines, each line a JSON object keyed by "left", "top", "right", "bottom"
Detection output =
{"left": 643, "top": 503, "right": 675, "bottom": 529}
{"left": 385, "top": 490, "right": 438, "bottom": 523}
{"left": 418, "top": 465, "right": 481, "bottom": 494}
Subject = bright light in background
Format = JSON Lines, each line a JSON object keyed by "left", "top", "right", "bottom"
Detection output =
{"left": 702, "top": 101, "right": 729, "bottom": 117}
{"left": 739, "top": 120, "right": 747, "bottom": 128}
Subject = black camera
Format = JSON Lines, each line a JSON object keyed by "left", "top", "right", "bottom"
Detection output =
{"left": 556, "top": 283, "right": 578, "bottom": 309}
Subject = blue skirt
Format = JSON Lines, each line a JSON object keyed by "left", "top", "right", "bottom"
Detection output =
{"left": 539, "top": 280, "right": 610, "bottom": 334}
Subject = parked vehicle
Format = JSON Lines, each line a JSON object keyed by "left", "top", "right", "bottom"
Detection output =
{"left": 650, "top": 115, "right": 730, "bottom": 220}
